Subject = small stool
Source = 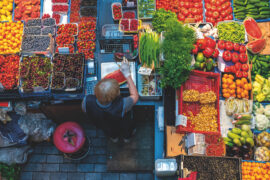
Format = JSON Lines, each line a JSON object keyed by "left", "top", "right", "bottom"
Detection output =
{"left": 53, "top": 122, "right": 90, "bottom": 160}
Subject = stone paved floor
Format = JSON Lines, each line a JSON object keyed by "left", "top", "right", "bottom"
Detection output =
{"left": 20, "top": 124, "right": 154, "bottom": 180}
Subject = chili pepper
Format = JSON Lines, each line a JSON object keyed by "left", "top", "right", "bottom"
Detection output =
{"left": 223, "top": 50, "right": 232, "bottom": 61}
{"left": 239, "top": 53, "right": 248, "bottom": 63}
{"left": 203, "top": 47, "right": 214, "bottom": 58}
{"left": 197, "top": 39, "right": 207, "bottom": 50}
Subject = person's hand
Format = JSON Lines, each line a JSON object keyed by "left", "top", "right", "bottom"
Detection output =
{"left": 120, "top": 58, "right": 131, "bottom": 78}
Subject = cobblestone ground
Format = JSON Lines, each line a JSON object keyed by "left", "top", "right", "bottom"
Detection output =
{"left": 20, "top": 124, "right": 154, "bottom": 180}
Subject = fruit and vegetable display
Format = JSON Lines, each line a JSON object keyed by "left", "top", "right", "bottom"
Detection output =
{"left": 123, "top": 11, "right": 135, "bottom": 19}
{"left": 204, "top": 0, "right": 233, "bottom": 26}
{"left": 156, "top": 0, "right": 203, "bottom": 23}
{"left": 139, "top": 30, "right": 160, "bottom": 69}
{"left": 120, "top": 19, "right": 139, "bottom": 32}
{"left": 138, "top": 0, "right": 155, "bottom": 19}
{"left": 225, "top": 98, "right": 252, "bottom": 116}
{"left": 139, "top": 74, "right": 162, "bottom": 96}
{"left": 217, "top": 22, "right": 245, "bottom": 44}
{"left": 205, "top": 134, "right": 225, "bottom": 157}
{"left": 57, "top": 24, "right": 78, "bottom": 35}
{"left": 191, "top": 37, "right": 219, "bottom": 72}
{"left": 14, "top": 0, "right": 40, "bottom": 22}
{"left": 21, "top": 35, "right": 51, "bottom": 52}
{"left": 225, "top": 125, "right": 254, "bottom": 159}
{"left": 233, "top": 0, "right": 270, "bottom": 20}
{"left": 20, "top": 56, "right": 52, "bottom": 91}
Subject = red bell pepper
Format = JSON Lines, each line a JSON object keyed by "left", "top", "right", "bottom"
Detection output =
{"left": 196, "top": 39, "right": 207, "bottom": 50}
{"left": 239, "top": 53, "right": 248, "bottom": 63}
{"left": 231, "top": 52, "right": 239, "bottom": 63}
{"left": 230, "top": 65, "right": 236, "bottom": 73}
{"left": 241, "top": 64, "right": 249, "bottom": 72}
{"left": 203, "top": 47, "right": 214, "bottom": 58}
{"left": 223, "top": 50, "right": 231, "bottom": 61}
{"left": 218, "top": 40, "right": 225, "bottom": 50}
{"left": 225, "top": 41, "right": 233, "bottom": 51}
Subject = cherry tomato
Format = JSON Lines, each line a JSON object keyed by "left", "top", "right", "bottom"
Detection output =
{"left": 179, "top": 2, "right": 185, "bottom": 7}
{"left": 187, "top": 14, "right": 193, "bottom": 18}
{"left": 217, "top": 17, "right": 223, "bottom": 22}
{"left": 206, "top": 17, "right": 211, "bottom": 22}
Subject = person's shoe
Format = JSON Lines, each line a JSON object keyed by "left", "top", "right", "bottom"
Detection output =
{"left": 123, "top": 128, "right": 137, "bottom": 143}
{"left": 110, "top": 137, "right": 119, "bottom": 143}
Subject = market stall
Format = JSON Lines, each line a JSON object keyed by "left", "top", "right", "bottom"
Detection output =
{"left": 0, "top": 0, "right": 270, "bottom": 179}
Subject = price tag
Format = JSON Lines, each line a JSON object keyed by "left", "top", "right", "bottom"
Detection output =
{"left": 127, "top": 1, "right": 134, "bottom": 7}
{"left": 138, "top": 66, "right": 152, "bottom": 76}
{"left": 58, "top": 47, "right": 69, "bottom": 54}
{"left": 175, "top": 115, "right": 187, "bottom": 127}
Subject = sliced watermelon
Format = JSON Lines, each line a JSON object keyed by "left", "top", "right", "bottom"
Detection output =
{"left": 244, "top": 17, "right": 262, "bottom": 39}
{"left": 103, "top": 69, "right": 127, "bottom": 85}
{"left": 247, "top": 39, "right": 266, "bottom": 54}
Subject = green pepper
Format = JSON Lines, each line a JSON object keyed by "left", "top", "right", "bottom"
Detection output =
{"left": 246, "top": 14, "right": 262, "bottom": 19}
{"left": 260, "top": 61, "right": 269, "bottom": 68}
{"left": 246, "top": 4, "right": 256, "bottom": 9}
{"left": 260, "top": 11, "right": 270, "bottom": 15}
{"left": 249, "top": 0, "right": 261, "bottom": 3}
{"left": 256, "top": 1, "right": 269, "bottom": 7}
{"left": 259, "top": 7, "right": 270, "bottom": 11}
{"left": 234, "top": 0, "right": 246, "bottom": 6}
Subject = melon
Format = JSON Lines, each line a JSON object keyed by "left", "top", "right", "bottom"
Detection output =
{"left": 244, "top": 17, "right": 262, "bottom": 39}
{"left": 247, "top": 39, "right": 266, "bottom": 54}
{"left": 103, "top": 69, "right": 127, "bottom": 85}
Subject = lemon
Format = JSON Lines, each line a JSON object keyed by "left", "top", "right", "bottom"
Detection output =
{"left": 6, "top": 15, "right": 11, "bottom": 21}
{"left": 2, "top": 0, "right": 8, "bottom": 6}
{"left": 0, "top": 9, "right": 5, "bottom": 15}
{"left": 6, "top": 4, "right": 12, "bottom": 11}
{"left": 1, "top": 15, "right": 6, "bottom": 20}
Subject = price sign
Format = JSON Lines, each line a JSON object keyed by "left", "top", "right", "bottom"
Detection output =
{"left": 138, "top": 66, "right": 152, "bottom": 76}
{"left": 175, "top": 115, "right": 187, "bottom": 127}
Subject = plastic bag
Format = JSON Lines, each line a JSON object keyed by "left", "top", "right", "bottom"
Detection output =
{"left": 257, "top": 131, "right": 270, "bottom": 148}
{"left": 0, "top": 146, "right": 33, "bottom": 165}
{"left": 18, "top": 113, "right": 55, "bottom": 142}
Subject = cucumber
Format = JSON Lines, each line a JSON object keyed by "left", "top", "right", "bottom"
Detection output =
{"left": 260, "top": 11, "right": 270, "bottom": 15}
{"left": 259, "top": 7, "right": 270, "bottom": 11}
{"left": 225, "top": 141, "right": 234, "bottom": 147}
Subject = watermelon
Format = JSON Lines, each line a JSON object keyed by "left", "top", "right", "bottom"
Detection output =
{"left": 244, "top": 17, "right": 262, "bottom": 39}
{"left": 103, "top": 69, "right": 127, "bottom": 85}
{"left": 247, "top": 39, "right": 266, "bottom": 54}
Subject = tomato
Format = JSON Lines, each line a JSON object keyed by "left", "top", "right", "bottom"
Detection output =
{"left": 198, "top": 2, "right": 203, "bottom": 8}
{"left": 205, "top": 0, "right": 210, "bottom": 3}
{"left": 242, "top": 64, "right": 249, "bottom": 72}
{"left": 206, "top": 17, "right": 211, "bottom": 22}
{"left": 182, "top": 8, "right": 189, "bottom": 16}
{"left": 191, "top": 8, "right": 198, "bottom": 15}
{"left": 221, "top": 11, "right": 227, "bottom": 18}
{"left": 239, "top": 45, "right": 246, "bottom": 53}
{"left": 194, "top": 2, "right": 200, "bottom": 8}
{"left": 242, "top": 71, "right": 248, "bottom": 78}
{"left": 205, "top": 3, "right": 212, "bottom": 10}
{"left": 218, "top": 40, "right": 225, "bottom": 50}
{"left": 236, "top": 71, "right": 243, "bottom": 78}
{"left": 197, "top": 8, "right": 203, "bottom": 15}
{"left": 232, "top": 52, "right": 239, "bottom": 63}
{"left": 179, "top": 1, "right": 185, "bottom": 7}
{"left": 217, "top": 17, "right": 223, "bottom": 22}
{"left": 217, "top": 6, "right": 222, "bottom": 12}
{"left": 187, "top": 14, "right": 193, "bottom": 18}
{"left": 233, "top": 43, "right": 240, "bottom": 51}
{"left": 230, "top": 66, "right": 236, "bottom": 73}
{"left": 206, "top": 11, "right": 213, "bottom": 17}
{"left": 224, "top": 66, "right": 231, "bottom": 72}
{"left": 177, "top": 13, "right": 185, "bottom": 21}
{"left": 216, "top": 0, "right": 221, "bottom": 6}
{"left": 198, "top": 15, "right": 203, "bottom": 21}
{"left": 225, "top": 7, "right": 233, "bottom": 15}
{"left": 211, "top": 5, "right": 217, "bottom": 11}
{"left": 184, "top": 2, "right": 190, "bottom": 9}
{"left": 225, "top": 41, "right": 234, "bottom": 51}
{"left": 194, "top": 15, "right": 201, "bottom": 22}
{"left": 224, "top": 2, "right": 231, "bottom": 9}
{"left": 235, "top": 62, "right": 242, "bottom": 70}
{"left": 212, "top": 11, "right": 219, "bottom": 19}
{"left": 227, "top": 15, "right": 233, "bottom": 20}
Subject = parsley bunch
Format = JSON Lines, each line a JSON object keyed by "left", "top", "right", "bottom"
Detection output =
{"left": 160, "top": 18, "right": 196, "bottom": 88}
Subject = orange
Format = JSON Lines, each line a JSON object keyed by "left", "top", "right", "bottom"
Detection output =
{"left": 229, "top": 84, "right": 236, "bottom": 89}
{"left": 228, "top": 74, "right": 234, "bottom": 80}
{"left": 223, "top": 93, "right": 230, "bottom": 98}
{"left": 248, "top": 83, "right": 252, "bottom": 90}
{"left": 237, "top": 95, "right": 241, "bottom": 99}
{"left": 222, "top": 89, "right": 228, "bottom": 94}
{"left": 241, "top": 78, "right": 248, "bottom": 83}
{"left": 236, "top": 79, "right": 241, "bottom": 86}
{"left": 222, "top": 77, "right": 227, "bottom": 83}
{"left": 222, "top": 84, "right": 228, "bottom": 89}
{"left": 237, "top": 88, "right": 241, "bottom": 94}
{"left": 244, "top": 84, "right": 249, "bottom": 90}
{"left": 230, "top": 89, "right": 235, "bottom": 95}
{"left": 224, "top": 74, "right": 228, "bottom": 78}
{"left": 227, "top": 78, "right": 233, "bottom": 84}
{"left": 241, "top": 92, "right": 245, "bottom": 98}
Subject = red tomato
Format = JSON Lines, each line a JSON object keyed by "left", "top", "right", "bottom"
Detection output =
{"left": 217, "top": 17, "right": 223, "bottom": 22}
{"left": 216, "top": 0, "right": 222, "bottom": 6}
{"left": 235, "top": 62, "right": 242, "bottom": 70}
{"left": 177, "top": 13, "right": 185, "bottom": 21}
{"left": 194, "top": 15, "right": 200, "bottom": 21}
{"left": 179, "top": 2, "right": 185, "bottom": 7}
{"left": 182, "top": 8, "right": 189, "bottom": 16}
{"left": 205, "top": 3, "right": 212, "bottom": 10}
{"left": 217, "top": 6, "right": 222, "bottom": 12}
{"left": 206, "top": 11, "right": 213, "bottom": 17}
{"left": 221, "top": 11, "right": 227, "bottom": 18}
{"left": 242, "top": 71, "right": 248, "bottom": 78}
{"left": 227, "top": 15, "right": 233, "bottom": 20}
{"left": 211, "top": 5, "right": 217, "bottom": 11}
{"left": 210, "top": 0, "right": 216, "bottom": 4}
{"left": 187, "top": 14, "right": 193, "bottom": 18}
{"left": 191, "top": 8, "right": 198, "bottom": 15}
{"left": 197, "top": 8, "right": 203, "bottom": 15}
{"left": 212, "top": 11, "right": 219, "bottom": 19}
{"left": 225, "top": 7, "right": 233, "bottom": 15}
{"left": 198, "top": 15, "right": 203, "bottom": 21}
{"left": 184, "top": 2, "right": 190, "bottom": 9}
{"left": 194, "top": 2, "right": 200, "bottom": 8}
